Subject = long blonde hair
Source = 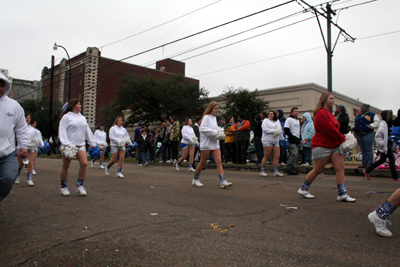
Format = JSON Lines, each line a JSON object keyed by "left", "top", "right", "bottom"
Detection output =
{"left": 314, "top": 93, "right": 333, "bottom": 115}
{"left": 113, "top": 116, "right": 123, "bottom": 127}
{"left": 202, "top": 101, "right": 219, "bottom": 119}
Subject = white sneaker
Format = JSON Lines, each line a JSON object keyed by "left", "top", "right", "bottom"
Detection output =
{"left": 183, "top": 159, "right": 187, "bottom": 162}
{"left": 176, "top": 164, "right": 180, "bottom": 171}
{"left": 368, "top": 211, "right": 392, "bottom": 237}
{"left": 91, "top": 161, "right": 94, "bottom": 168}
{"left": 144, "top": 162, "right": 148, "bottom": 167}
{"left": 274, "top": 171, "right": 284, "bottom": 177}
{"left": 220, "top": 180, "right": 232, "bottom": 189}
{"left": 280, "top": 162, "right": 286, "bottom": 166}
{"left": 337, "top": 194, "right": 356, "bottom": 202}
{"left": 60, "top": 187, "right": 70, "bottom": 196}
{"left": 192, "top": 179, "right": 203, "bottom": 187}
{"left": 159, "top": 160, "right": 164, "bottom": 163}
{"left": 76, "top": 186, "right": 87, "bottom": 196}
{"left": 301, "top": 162, "right": 310, "bottom": 166}
{"left": 189, "top": 167, "right": 196, "bottom": 172}
{"left": 166, "top": 160, "right": 172, "bottom": 163}
{"left": 297, "top": 188, "right": 315, "bottom": 199}
{"left": 105, "top": 167, "right": 110, "bottom": 176}
{"left": 33, "top": 169, "right": 37, "bottom": 175}
{"left": 259, "top": 171, "right": 268, "bottom": 177}
{"left": 99, "top": 165, "right": 105, "bottom": 169}
{"left": 15, "top": 176, "right": 20, "bottom": 184}
{"left": 116, "top": 172, "right": 124, "bottom": 178}
{"left": 27, "top": 179, "right": 34, "bottom": 186}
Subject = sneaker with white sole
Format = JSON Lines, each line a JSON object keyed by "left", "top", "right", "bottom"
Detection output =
{"left": 15, "top": 176, "right": 20, "bottom": 184}
{"left": 144, "top": 162, "right": 148, "bottom": 167}
{"left": 99, "top": 165, "right": 105, "bottom": 169}
{"left": 116, "top": 172, "right": 124, "bottom": 178}
{"left": 27, "top": 179, "right": 34, "bottom": 186}
{"left": 274, "top": 171, "right": 284, "bottom": 177}
{"left": 159, "top": 160, "right": 164, "bottom": 163}
{"left": 76, "top": 186, "right": 87, "bottom": 196}
{"left": 33, "top": 169, "right": 37, "bottom": 175}
{"left": 280, "top": 162, "right": 286, "bottom": 166}
{"left": 337, "top": 194, "right": 356, "bottom": 202}
{"left": 192, "top": 179, "right": 203, "bottom": 187}
{"left": 301, "top": 162, "right": 310, "bottom": 166}
{"left": 189, "top": 167, "right": 196, "bottom": 172}
{"left": 166, "top": 160, "right": 172, "bottom": 163}
{"left": 91, "top": 161, "right": 94, "bottom": 168}
{"left": 368, "top": 211, "right": 392, "bottom": 237}
{"left": 60, "top": 187, "right": 70, "bottom": 196}
{"left": 297, "top": 188, "right": 315, "bottom": 199}
{"left": 105, "top": 167, "right": 110, "bottom": 176}
{"left": 176, "top": 164, "right": 180, "bottom": 171}
{"left": 220, "top": 180, "right": 232, "bottom": 189}
{"left": 259, "top": 171, "right": 268, "bottom": 177}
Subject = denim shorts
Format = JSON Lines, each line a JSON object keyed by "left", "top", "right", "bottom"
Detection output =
{"left": 312, "top": 147, "right": 342, "bottom": 160}
{"left": 262, "top": 141, "right": 279, "bottom": 147}
{"left": 61, "top": 145, "right": 86, "bottom": 152}
{"left": 111, "top": 146, "right": 125, "bottom": 154}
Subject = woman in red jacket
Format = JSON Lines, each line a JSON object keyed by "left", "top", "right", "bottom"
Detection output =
{"left": 297, "top": 92, "right": 356, "bottom": 202}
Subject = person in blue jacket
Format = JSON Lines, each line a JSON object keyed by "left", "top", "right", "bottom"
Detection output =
{"left": 351, "top": 104, "right": 380, "bottom": 168}
{"left": 300, "top": 112, "right": 315, "bottom": 166}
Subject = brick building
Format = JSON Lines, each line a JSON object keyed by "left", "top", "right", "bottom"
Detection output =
{"left": 41, "top": 47, "right": 199, "bottom": 128}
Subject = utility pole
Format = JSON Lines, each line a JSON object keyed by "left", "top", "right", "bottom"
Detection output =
{"left": 49, "top": 56, "right": 55, "bottom": 141}
{"left": 298, "top": 1, "right": 355, "bottom": 93}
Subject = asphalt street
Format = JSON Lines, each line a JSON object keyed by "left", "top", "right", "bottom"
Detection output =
{"left": 1, "top": 158, "right": 399, "bottom": 267}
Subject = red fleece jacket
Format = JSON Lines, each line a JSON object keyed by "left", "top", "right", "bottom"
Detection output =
{"left": 312, "top": 108, "right": 345, "bottom": 149}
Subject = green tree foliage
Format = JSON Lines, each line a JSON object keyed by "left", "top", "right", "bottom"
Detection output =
{"left": 221, "top": 87, "right": 268, "bottom": 128}
{"left": 106, "top": 74, "right": 209, "bottom": 127}
{"left": 19, "top": 97, "right": 63, "bottom": 139}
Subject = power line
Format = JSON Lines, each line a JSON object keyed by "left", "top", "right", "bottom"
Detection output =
{"left": 100, "top": 0, "right": 222, "bottom": 49}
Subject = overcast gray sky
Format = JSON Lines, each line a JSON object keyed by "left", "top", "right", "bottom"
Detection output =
{"left": 2, "top": 0, "right": 399, "bottom": 113}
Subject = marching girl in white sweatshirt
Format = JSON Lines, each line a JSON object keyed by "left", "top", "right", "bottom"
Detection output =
{"left": 192, "top": 101, "right": 232, "bottom": 189}
{"left": 106, "top": 116, "right": 132, "bottom": 178}
{"left": 30, "top": 120, "right": 44, "bottom": 176}
{"left": 24, "top": 119, "right": 44, "bottom": 186}
{"left": 92, "top": 123, "right": 107, "bottom": 169}
{"left": 58, "top": 99, "right": 98, "bottom": 196}
{"left": 176, "top": 118, "right": 196, "bottom": 172}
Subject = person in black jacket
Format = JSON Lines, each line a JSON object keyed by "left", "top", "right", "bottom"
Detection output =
{"left": 253, "top": 114, "right": 264, "bottom": 165}
{"left": 335, "top": 104, "right": 349, "bottom": 134}
{"left": 393, "top": 109, "right": 400, "bottom": 127}
{"left": 137, "top": 129, "right": 150, "bottom": 166}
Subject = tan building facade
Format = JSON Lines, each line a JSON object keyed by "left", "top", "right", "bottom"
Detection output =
{"left": 210, "top": 83, "right": 382, "bottom": 124}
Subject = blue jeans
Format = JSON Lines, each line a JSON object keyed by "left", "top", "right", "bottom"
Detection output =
{"left": 285, "top": 144, "right": 299, "bottom": 172}
{"left": 356, "top": 132, "right": 374, "bottom": 166}
{"left": 139, "top": 152, "right": 147, "bottom": 164}
{"left": 254, "top": 137, "right": 264, "bottom": 164}
{"left": 303, "top": 147, "right": 312, "bottom": 164}
{"left": 0, "top": 152, "right": 19, "bottom": 203}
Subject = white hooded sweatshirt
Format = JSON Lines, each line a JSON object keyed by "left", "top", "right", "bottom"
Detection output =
{"left": 58, "top": 111, "right": 98, "bottom": 147}
{"left": 199, "top": 115, "right": 219, "bottom": 150}
{"left": 109, "top": 125, "right": 132, "bottom": 147}
{"left": 0, "top": 73, "right": 29, "bottom": 158}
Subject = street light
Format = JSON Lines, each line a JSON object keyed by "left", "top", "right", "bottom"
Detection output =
{"left": 53, "top": 43, "right": 72, "bottom": 102}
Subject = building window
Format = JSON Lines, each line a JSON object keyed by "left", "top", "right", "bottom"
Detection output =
{"left": 80, "top": 65, "right": 83, "bottom": 72}
{"left": 79, "top": 93, "right": 81, "bottom": 100}
{"left": 79, "top": 78, "right": 82, "bottom": 86}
